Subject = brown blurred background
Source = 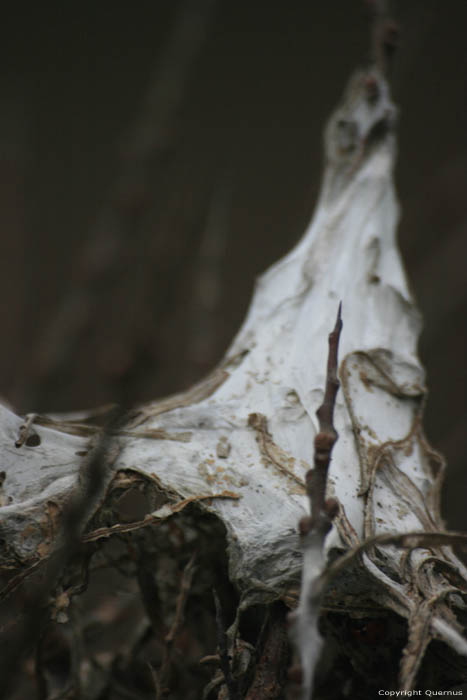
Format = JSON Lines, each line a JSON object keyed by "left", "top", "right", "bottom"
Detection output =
{"left": 0, "top": 1, "right": 465, "bottom": 528}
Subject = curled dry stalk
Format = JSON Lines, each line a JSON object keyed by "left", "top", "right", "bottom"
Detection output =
{"left": 288, "top": 304, "right": 342, "bottom": 699}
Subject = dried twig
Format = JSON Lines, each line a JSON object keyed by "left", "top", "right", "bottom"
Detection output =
{"left": 306, "top": 302, "right": 342, "bottom": 535}
{"left": 155, "top": 553, "right": 197, "bottom": 698}
{"left": 322, "top": 529, "right": 467, "bottom": 591}
{"left": 148, "top": 662, "right": 162, "bottom": 699}
{"left": 0, "top": 559, "right": 44, "bottom": 602}
{"left": 245, "top": 605, "right": 289, "bottom": 699}
{"left": 137, "top": 562, "right": 165, "bottom": 643}
{"left": 82, "top": 490, "right": 240, "bottom": 544}
{"left": 248, "top": 412, "right": 306, "bottom": 489}
{"left": 289, "top": 304, "right": 343, "bottom": 700}
{"left": 213, "top": 589, "right": 239, "bottom": 700}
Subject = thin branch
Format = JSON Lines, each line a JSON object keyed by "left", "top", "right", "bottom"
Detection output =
{"left": 289, "top": 304, "right": 343, "bottom": 700}
{"left": 319, "top": 529, "right": 467, "bottom": 597}
{"left": 155, "top": 553, "right": 197, "bottom": 698}
{"left": 213, "top": 589, "right": 239, "bottom": 700}
{"left": 304, "top": 302, "right": 342, "bottom": 535}
{"left": 137, "top": 562, "right": 165, "bottom": 640}
{"left": 148, "top": 662, "right": 162, "bottom": 700}
{"left": 245, "top": 605, "right": 289, "bottom": 699}
{"left": 82, "top": 490, "right": 240, "bottom": 544}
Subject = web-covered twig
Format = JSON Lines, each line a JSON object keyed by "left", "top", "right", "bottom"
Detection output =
{"left": 288, "top": 304, "right": 343, "bottom": 700}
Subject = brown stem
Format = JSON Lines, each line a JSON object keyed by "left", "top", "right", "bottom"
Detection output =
{"left": 213, "top": 589, "right": 239, "bottom": 700}
{"left": 156, "top": 553, "right": 197, "bottom": 697}
{"left": 245, "top": 605, "right": 289, "bottom": 699}
{"left": 307, "top": 302, "right": 342, "bottom": 533}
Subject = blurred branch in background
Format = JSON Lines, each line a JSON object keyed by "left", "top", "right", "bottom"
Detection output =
{"left": 20, "top": 0, "right": 219, "bottom": 411}
{"left": 185, "top": 171, "right": 232, "bottom": 384}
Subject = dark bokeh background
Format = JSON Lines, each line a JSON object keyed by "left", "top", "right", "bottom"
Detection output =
{"left": 0, "top": 1, "right": 465, "bottom": 528}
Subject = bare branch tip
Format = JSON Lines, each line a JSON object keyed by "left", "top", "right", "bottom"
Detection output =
{"left": 335, "top": 301, "right": 343, "bottom": 331}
